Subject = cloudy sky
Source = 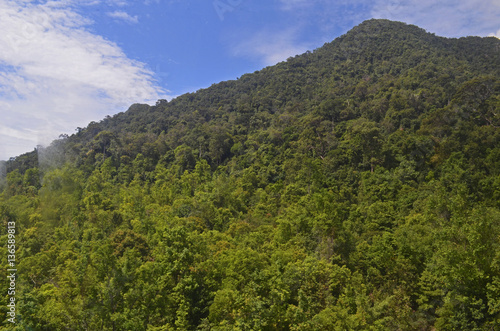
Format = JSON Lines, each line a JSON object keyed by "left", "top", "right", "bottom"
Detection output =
{"left": 1, "top": 0, "right": 499, "bottom": 160}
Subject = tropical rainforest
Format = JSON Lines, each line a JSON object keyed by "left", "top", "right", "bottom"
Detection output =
{"left": 1, "top": 19, "right": 500, "bottom": 330}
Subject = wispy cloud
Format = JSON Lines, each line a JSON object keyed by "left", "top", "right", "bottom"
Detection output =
{"left": 277, "top": 0, "right": 372, "bottom": 32}
{"left": 278, "top": 0, "right": 500, "bottom": 38}
{"left": 230, "top": 0, "right": 370, "bottom": 66}
{"left": 371, "top": 0, "right": 500, "bottom": 38}
{"left": 0, "top": 0, "right": 166, "bottom": 159}
{"left": 109, "top": 0, "right": 129, "bottom": 6}
{"left": 107, "top": 10, "right": 139, "bottom": 24}
{"left": 278, "top": 0, "right": 312, "bottom": 11}
{"left": 245, "top": 0, "right": 500, "bottom": 66}
{"left": 231, "top": 28, "right": 311, "bottom": 66}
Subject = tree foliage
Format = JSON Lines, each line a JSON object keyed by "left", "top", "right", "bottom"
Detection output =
{"left": 1, "top": 19, "right": 500, "bottom": 330}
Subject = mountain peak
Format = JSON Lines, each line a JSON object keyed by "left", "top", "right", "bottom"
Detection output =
{"left": 333, "top": 19, "right": 441, "bottom": 49}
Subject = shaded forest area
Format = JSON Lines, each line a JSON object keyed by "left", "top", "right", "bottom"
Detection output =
{"left": 1, "top": 19, "right": 500, "bottom": 330}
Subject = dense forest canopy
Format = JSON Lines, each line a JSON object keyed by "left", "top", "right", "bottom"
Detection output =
{"left": 1, "top": 19, "right": 500, "bottom": 330}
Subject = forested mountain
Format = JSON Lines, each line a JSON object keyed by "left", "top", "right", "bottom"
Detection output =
{"left": 1, "top": 19, "right": 499, "bottom": 330}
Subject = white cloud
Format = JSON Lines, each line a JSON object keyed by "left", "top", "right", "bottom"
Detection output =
{"left": 370, "top": 0, "right": 500, "bottom": 38}
{"left": 0, "top": 0, "right": 167, "bottom": 160}
{"left": 231, "top": 29, "right": 311, "bottom": 66}
{"left": 277, "top": 0, "right": 500, "bottom": 39}
{"left": 108, "top": 0, "right": 128, "bottom": 6}
{"left": 261, "top": 0, "right": 500, "bottom": 68}
{"left": 107, "top": 10, "right": 139, "bottom": 24}
{"left": 279, "top": 0, "right": 311, "bottom": 11}
{"left": 230, "top": 1, "right": 370, "bottom": 66}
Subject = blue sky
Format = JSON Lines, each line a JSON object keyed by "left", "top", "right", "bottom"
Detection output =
{"left": 1, "top": 0, "right": 499, "bottom": 160}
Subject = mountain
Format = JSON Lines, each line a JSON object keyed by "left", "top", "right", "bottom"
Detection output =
{"left": 1, "top": 19, "right": 499, "bottom": 330}
{"left": 6, "top": 19, "right": 500, "bottom": 173}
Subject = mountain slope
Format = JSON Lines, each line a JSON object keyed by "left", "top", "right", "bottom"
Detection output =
{"left": 1, "top": 19, "right": 500, "bottom": 330}
{"left": 5, "top": 19, "right": 500, "bottom": 172}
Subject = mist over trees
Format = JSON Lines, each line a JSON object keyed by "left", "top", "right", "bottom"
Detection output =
{"left": 1, "top": 19, "right": 500, "bottom": 330}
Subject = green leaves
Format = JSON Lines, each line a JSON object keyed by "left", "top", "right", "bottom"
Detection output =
{"left": 0, "top": 19, "right": 499, "bottom": 330}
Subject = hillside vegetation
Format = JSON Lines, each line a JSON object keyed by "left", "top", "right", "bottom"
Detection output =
{"left": 1, "top": 19, "right": 500, "bottom": 330}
